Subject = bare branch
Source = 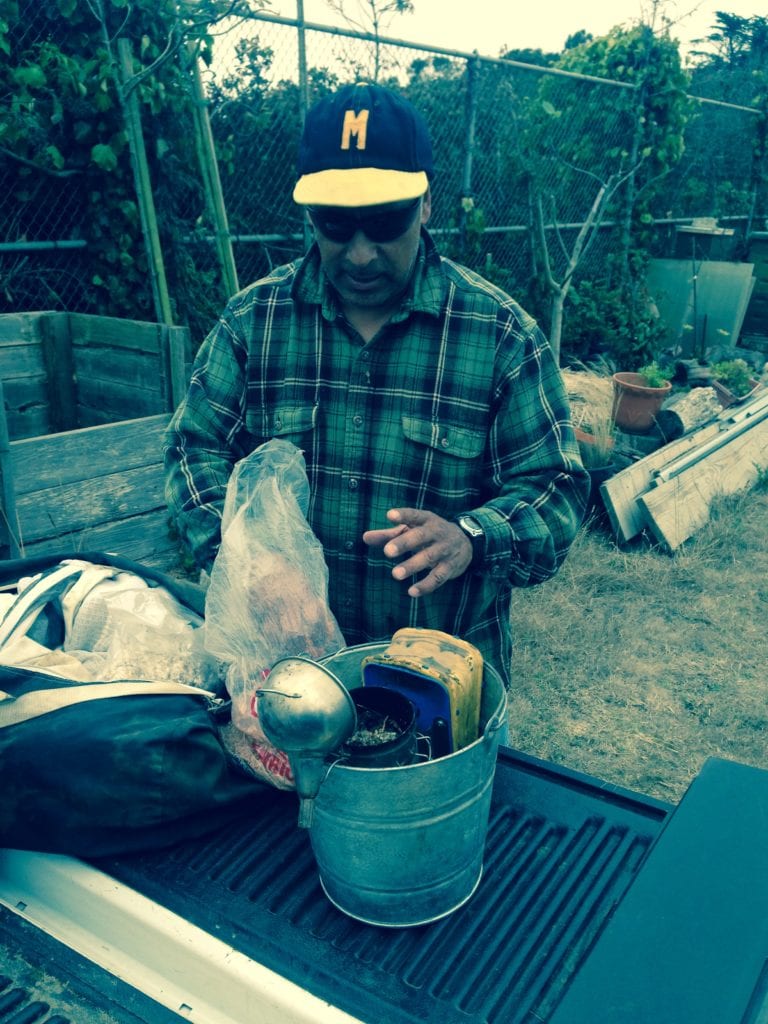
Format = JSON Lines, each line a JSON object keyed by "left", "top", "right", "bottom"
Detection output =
{"left": 0, "top": 144, "right": 82, "bottom": 178}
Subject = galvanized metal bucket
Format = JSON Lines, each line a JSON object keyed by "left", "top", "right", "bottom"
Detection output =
{"left": 312, "top": 642, "right": 508, "bottom": 928}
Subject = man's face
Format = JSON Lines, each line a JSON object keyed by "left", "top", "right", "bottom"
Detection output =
{"left": 309, "top": 191, "right": 431, "bottom": 323}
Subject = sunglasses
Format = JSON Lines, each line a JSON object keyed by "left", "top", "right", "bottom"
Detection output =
{"left": 308, "top": 198, "right": 421, "bottom": 244}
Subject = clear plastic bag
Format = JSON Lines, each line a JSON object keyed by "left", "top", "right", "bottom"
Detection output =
{"left": 100, "top": 606, "right": 221, "bottom": 692}
{"left": 204, "top": 439, "right": 345, "bottom": 789}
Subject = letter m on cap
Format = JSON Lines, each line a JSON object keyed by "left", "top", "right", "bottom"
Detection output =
{"left": 340, "top": 108, "right": 369, "bottom": 151}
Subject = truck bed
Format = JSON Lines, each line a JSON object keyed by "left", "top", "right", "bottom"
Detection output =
{"left": 0, "top": 746, "right": 668, "bottom": 1023}
{"left": 2, "top": 749, "right": 768, "bottom": 1023}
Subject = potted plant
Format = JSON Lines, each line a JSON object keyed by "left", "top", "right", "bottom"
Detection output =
{"left": 709, "top": 358, "right": 760, "bottom": 408}
{"left": 611, "top": 361, "right": 673, "bottom": 433}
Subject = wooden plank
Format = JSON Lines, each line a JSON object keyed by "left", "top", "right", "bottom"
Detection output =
{"left": 0, "top": 374, "right": 48, "bottom": 416}
{"left": 13, "top": 463, "right": 167, "bottom": 543}
{"left": 14, "top": 508, "right": 180, "bottom": 570}
{"left": 75, "top": 379, "right": 165, "bottom": 423}
{"left": 39, "top": 312, "right": 77, "bottom": 433}
{"left": 0, "top": 382, "right": 21, "bottom": 558}
{"left": 0, "top": 311, "right": 50, "bottom": 343}
{"left": 7, "top": 414, "right": 170, "bottom": 494}
{"left": 600, "top": 422, "right": 721, "bottom": 542}
{"left": 72, "top": 327, "right": 190, "bottom": 418}
{"left": 0, "top": 343, "right": 45, "bottom": 377}
{"left": 741, "top": 334, "right": 768, "bottom": 354}
{"left": 638, "top": 416, "right": 768, "bottom": 550}
{"left": 68, "top": 312, "right": 164, "bottom": 354}
{"left": 1, "top": 405, "right": 49, "bottom": 443}
{"left": 163, "top": 324, "right": 192, "bottom": 411}
{"left": 73, "top": 345, "right": 163, "bottom": 391}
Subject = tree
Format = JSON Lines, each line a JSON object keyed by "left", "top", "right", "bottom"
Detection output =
{"left": 323, "top": 0, "right": 414, "bottom": 80}
{"left": 689, "top": 12, "right": 768, "bottom": 70}
{"left": 681, "top": 12, "right": 768, "bottom": 232}
{"left": 564, "top": 30, "right": 592, "bottom": 51}
{"left": 521, "top": 25, "right": 689, "bottom": 363}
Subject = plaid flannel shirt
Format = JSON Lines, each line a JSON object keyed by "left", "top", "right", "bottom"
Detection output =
{"left": 164, "top": 230, "right": 588, "bottom": 683}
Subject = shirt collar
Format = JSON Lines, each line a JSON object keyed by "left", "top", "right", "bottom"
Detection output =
{"left": 291, "top": 228, "right": 445, "bottom": 322}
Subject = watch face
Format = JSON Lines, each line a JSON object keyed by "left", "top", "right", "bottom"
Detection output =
{"left": 458, "top": 515, "right": 483, "bottom": 538}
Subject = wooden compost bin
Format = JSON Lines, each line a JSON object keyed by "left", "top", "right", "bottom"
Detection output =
{"left": 0, "top": 312, "right": 193, "bottom": 568}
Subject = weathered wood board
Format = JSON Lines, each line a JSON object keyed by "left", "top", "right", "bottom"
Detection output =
{"left": 0, "top": 312, "right": 192, "bottom": 441}
{"left": 8, "top": 415, "right": 170, "bottom": 495}
{"left": 0, "top": 411, "right": 179, "bottom": 570}
{"left": 600, "top": 422, "right": 722, "bottom": 542}
{"left": 638, "top": 416, "right": 768, "bottom": 550}
{"left": 15, "top": 507, "right": 178, "bottom": 567}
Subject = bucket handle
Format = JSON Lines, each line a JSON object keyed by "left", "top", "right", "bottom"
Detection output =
{"left": 484, "top": 695, "right": 508, "bottom": 740}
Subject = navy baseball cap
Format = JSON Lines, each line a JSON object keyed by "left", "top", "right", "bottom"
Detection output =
{"left": 293, "top": 82, "right": 434, "bottom": 208}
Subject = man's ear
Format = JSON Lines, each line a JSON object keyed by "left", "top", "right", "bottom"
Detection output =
{"left": 420, "top": 187, "right": 432, "bottom": 226}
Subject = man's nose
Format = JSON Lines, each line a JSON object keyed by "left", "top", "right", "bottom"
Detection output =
{"left": 344, "top": 230, "right": 377, "bottom": 264}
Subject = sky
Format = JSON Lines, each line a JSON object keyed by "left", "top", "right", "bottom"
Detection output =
{"left": 271, "top": 0, "right": 765, "bottom": 60}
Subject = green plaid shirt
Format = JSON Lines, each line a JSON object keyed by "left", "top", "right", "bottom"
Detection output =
{"left": 164, "top": 231, "right": 588, "bottom": 683}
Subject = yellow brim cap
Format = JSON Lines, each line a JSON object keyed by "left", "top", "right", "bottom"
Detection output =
{"left": 293, "top": 167, "right": 429, "bottom": 207}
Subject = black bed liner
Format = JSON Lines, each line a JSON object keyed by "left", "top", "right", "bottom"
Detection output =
{"left": 92, "top": 746, "right": 670, "bottom": 1024}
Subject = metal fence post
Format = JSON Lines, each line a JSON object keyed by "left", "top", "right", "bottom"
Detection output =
{"left": 297, "top": 0, "right": 312, "bottom": 253}
{"left": 458, "top": 56, "right": 478, "bottom": 264}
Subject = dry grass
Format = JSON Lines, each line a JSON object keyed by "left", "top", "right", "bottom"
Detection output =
{"left": 507, "top": 481, "right": 768, "bottom": 804}
{"left": 561, "top": 368, "right": 615, "bottom": 434}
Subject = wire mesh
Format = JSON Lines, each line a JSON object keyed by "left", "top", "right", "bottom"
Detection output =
{"left": 1, "top": 9, "right": 765, "bottom": 349}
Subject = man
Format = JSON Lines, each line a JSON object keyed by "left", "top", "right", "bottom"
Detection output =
{"left": 164, "top": 82, "right": 589, "bottom": 685}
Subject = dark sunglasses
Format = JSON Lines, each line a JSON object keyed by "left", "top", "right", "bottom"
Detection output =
{"left": 308, "top": 198, "right": 421, "bottom": 243}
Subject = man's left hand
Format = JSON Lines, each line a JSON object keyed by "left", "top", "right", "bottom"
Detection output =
{"left": 362, "top": 508, "right": 473, "bottom": 597}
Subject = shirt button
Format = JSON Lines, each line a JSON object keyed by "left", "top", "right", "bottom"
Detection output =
{"left": 348, "top": 478, "right": 359, "bottom": 490}
{"left": 361, "top": 351, "right": 370, "bottom": 361}
{"left": 344, "top": 540, "right": 354, "bottom": 551}
{"left": 274, "top": 418, "right": 282, "bottom": 430}
{"left": 440, "top": 437, "right": 450, "bottom": 448}
{"left": 353, "top": 415, "right": 363, "bottom": 427}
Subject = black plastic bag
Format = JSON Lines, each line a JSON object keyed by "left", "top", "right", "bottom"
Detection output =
{"left": 0, "top": 551, "right": 260, "bottom": 856}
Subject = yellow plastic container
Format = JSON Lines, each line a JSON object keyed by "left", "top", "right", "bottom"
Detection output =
{"left": 361, "top": 627, "right": 483, "bottom": 754}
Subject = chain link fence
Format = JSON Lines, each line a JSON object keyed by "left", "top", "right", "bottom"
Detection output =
{"left": 204, "top": 17, "right": 642, "bottom": 299}
{"left": 0, "top": 1, "right": 92, "bottom": 315}
{"left": 2, "top": 8, "right": 765, "bottom": 351}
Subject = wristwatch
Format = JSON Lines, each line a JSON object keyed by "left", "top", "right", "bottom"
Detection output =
{"left": 454, "top": 514, "right": 485, "bottom": 567}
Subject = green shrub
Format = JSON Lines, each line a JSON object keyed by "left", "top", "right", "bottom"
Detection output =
{"left": 561, "top": 280, "right": 666, "bottom": 368}
{"left": 710, "top": 359, "right": 753, "bottom": 397}
{"left": 638, "top": 361, "right": 672, "bottom": 388}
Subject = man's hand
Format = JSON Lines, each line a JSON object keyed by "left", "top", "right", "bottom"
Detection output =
{"left": 362, "top": 508, "right": 473, "bottom": 597}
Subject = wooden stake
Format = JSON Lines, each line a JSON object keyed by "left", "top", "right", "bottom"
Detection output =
{"left": 188, "top": 46, "right": 239, "bottom": 300}
{"left": 0, "top": 382, "right": 22, "bottom": 558}
{"left": 117, "top": 38, "right": 174, "bottom": 327}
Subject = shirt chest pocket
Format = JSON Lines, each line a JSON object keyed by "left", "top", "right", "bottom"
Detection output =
{"left": 401, "top": 415, "right": 486, "bottom": 459}
{"left": 247, "top": 403, "right": 317, "bottom": 443}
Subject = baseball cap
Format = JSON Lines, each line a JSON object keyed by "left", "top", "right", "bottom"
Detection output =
{"left": 293, "top": 82, "right": 434, "bottom": 208}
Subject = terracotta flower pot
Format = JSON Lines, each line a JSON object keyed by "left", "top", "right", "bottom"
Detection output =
{"left": 611, "top": 372, "right": 672, "bottom": 434}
